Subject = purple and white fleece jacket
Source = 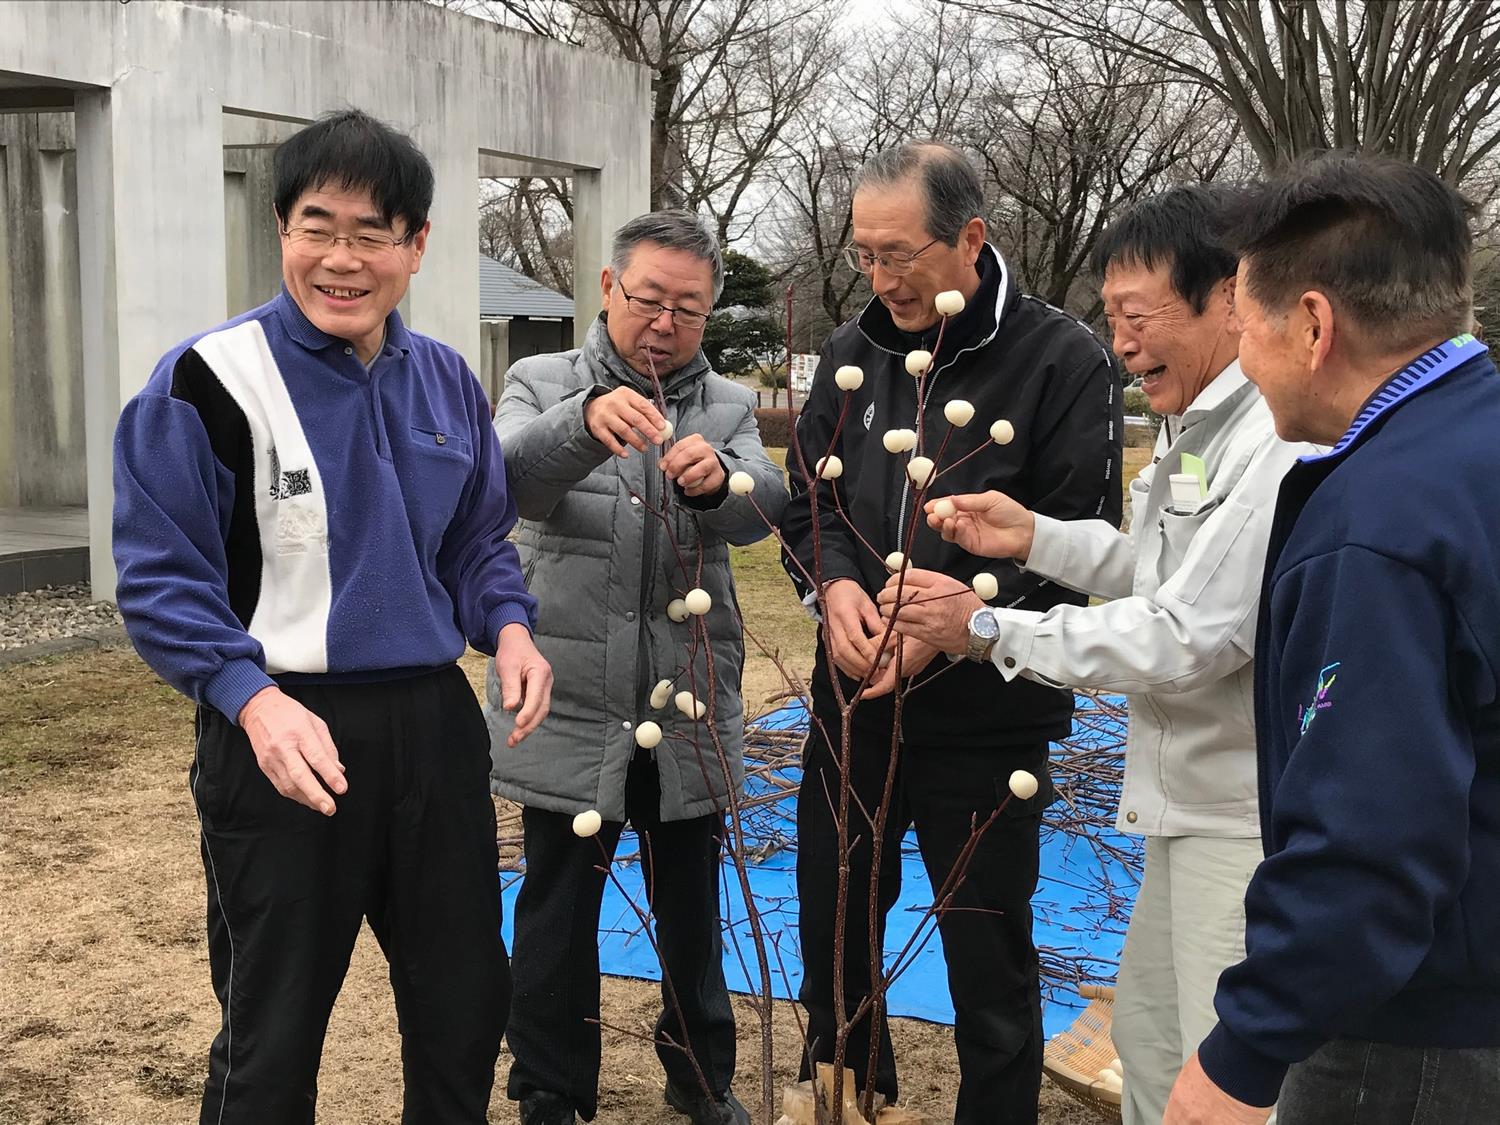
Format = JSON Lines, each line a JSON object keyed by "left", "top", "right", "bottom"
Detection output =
{"left": 112, "top": 288, "right": 536, "bottom": 723}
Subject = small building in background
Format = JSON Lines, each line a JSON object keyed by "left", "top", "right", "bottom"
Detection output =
{"left": 478, "top": 255, "right": 574, "bottom": 404}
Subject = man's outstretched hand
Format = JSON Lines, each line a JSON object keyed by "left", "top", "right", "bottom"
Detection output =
{"left": 239, "top": 686, "right": 347, "bottom": 815}
{"left": 926, "top": 490, "right": 1036, "bottom": 562}
{"left": 495, "top": 622, "right": 554, "bottom": 748}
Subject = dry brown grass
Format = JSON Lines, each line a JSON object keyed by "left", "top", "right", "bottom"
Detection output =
{"left": 0, "top": 648, "right": 1097, "bottom": 1125}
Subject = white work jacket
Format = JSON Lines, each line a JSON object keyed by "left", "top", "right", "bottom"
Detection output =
{"left": 989, "top": 362, "right": 1314, "bottom": 837}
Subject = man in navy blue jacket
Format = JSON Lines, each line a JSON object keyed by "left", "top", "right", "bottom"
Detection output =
{"left": 1165, "top": 154, "right": 1500, "bottom": 1123}
{"left": 112, "top": 110, "right": 551, "bottom": 1124}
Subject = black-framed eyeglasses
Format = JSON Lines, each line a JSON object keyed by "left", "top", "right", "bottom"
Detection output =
{"left": 616, "top": 282, "right": 711, "bottom": 330}
{"left": 281, "top": 225, "right": 410, "bottom": 258}
{"left": 843, "top": 237, "right": 942, "bottom": 277}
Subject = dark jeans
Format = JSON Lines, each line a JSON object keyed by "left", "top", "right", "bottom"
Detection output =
{"left": 1280, "top": 1038, "right": 1500, "bottom": 1124}
{"left": 191, "top": 666, "right": 509, "bottom": 1125}
{"left": 506, "top": 751, "right": 736, "bottom": 1121}
{"left": 796, "top": 713, "right": 1052, "bottom": 1125}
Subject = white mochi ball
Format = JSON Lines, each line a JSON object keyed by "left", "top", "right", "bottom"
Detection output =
{"left": 649, "top": 679, "right": 674, "bottom": 709}
{"left": 834, "top": 365, "right": 865, "bottom": 391}
{"left": 1008, "top": 769, "right": 1039, "bottom": 800}
{"left": 972, "top": 572, "right": 999, "bottom": 600}
{"left": 907, "top": 456, "right": 935, "bottom": 487}
{"left": 884, "top": 551, "right": 906, "bottom": 572}
{"left": 816, "top": 455, "right": 843, "bottom": 480}
{"left": 932, "top": 498, "right": 957, "bottom": 520}
{"left": 658, "top": 420, "right": 674, "bottom": 442}
{"left": 634, "top": 721, "right": 663, "bottom": 749}
{"left": 943, "top": 399, "right": 975, "bottom": 427}
{"left": 989, "top": 419, "right": 1015, "bottom": 445}
{"left": 675, "top": 691, "right": 707, "bottom": 720}
{"left": 934, "top": 290, "right": 966, "bottom": 317}
{"left": 728, "top": 471, "right": 755, "bottom": 495}
{"left": 904, "top": 349, "right": 933, "bottom": 378}
{"left": 666, "top": 598, "right": 689, "bottom": 623}
{"left": 684, "top": 588, "right": 712, "bottom": 616}
{"left": 572, "top": 809, "right": 603, "bottom": 838}
{"left": 882, "top": 429, "right": 906, "bottom": 454}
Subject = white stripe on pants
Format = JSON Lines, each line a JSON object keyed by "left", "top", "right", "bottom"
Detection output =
{"left": 1114, "top": 834, "right": 1274, "bottom": 1125}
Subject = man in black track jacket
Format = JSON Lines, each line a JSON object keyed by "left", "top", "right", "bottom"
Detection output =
{"left": 779, "top": 140, "right": 1123, "bottom": 1124}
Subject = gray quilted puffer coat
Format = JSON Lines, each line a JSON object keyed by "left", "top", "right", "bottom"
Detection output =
{"left": 486, "top": 317, "right": 789, "bottom": 822}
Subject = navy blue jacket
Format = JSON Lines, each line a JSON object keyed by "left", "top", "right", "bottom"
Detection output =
{"left": 113, "top": 289, "right": 536, "bottom": 724}
{"left": 1199, "top": 335, "right": 1500, "bottom": 1105}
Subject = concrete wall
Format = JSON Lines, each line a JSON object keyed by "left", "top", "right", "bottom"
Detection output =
{"left": 0, "top": 113, "right": 85, "bottom": 507}
{"left": 0, "top": 0, "right": 651, "bottom": 597}
{"left": 223, "top": 146, "right": 283, "bottom": 316}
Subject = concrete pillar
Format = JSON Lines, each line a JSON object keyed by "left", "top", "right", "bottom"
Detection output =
{"left": 572, "top": 151, "right": 650, "bottom": 347}
{"left": 408, "top": 86, "right": 479, "bottom": 370}
{"left": 0, "top": 139, "right": 13, "bottom": 508}
{"left": 75, "top": 78, "right": 227, "bottom": 600}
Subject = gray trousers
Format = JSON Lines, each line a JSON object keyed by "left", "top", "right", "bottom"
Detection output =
{"left": 1115, "top": 834, "right": 1270, "bottom": 1125}
{"left": 1280, "top": 1039, "right": 1500, "bottom": 1124}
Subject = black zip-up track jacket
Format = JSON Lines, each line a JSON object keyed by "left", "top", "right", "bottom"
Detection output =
{"left": 781, "top": 243, "right": 1123, "bottom": 749}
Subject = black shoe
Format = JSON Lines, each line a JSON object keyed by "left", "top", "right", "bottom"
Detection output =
{"left": 663, "top": 1078, "right": 751, "bottom": 1125}
{"left": 518, "top": 1090, "right": 577, "bottom": 1125}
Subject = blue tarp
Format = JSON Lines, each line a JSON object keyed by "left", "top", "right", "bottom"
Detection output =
{"left": 500, "top": 696, "right": 1140, "bottom": 1038}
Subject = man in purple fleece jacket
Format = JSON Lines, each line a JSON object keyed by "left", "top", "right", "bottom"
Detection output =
{"left": 1165, "top": 156, "right": 1500, "bottom": 1123}
{"left": 111, "top": 109, "right": 550, "bottom": 1125}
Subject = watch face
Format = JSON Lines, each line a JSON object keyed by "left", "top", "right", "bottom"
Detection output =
{"left": 972, "top": 610, "right": 1001, "bottom": 640}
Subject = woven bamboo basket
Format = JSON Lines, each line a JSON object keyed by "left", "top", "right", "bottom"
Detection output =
{"left": 1042, "top": 984, "right": 1123, "bottom": 1121}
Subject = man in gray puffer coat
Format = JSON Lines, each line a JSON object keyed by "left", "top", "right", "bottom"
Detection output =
{"left": 487, "top": 210, "right": 788, "bottom": 1125}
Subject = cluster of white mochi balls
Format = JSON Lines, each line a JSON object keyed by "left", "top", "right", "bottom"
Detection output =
{"left": 567, "top": 287, "right": 1032, "bottom": 840}
{"left": 816, "top": 290, "right": 1014, "bottom": 491}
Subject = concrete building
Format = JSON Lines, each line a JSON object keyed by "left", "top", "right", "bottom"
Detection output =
{"left": 0, "top": 0, "right": 649, "bottom": 598}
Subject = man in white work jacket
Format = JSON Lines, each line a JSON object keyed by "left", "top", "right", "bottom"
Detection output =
{"left": 880, "top": 185, "right": 1313, "bottom": 1124}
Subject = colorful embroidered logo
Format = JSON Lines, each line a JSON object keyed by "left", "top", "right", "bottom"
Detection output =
{"left": 1298, "top": 662, "right": 1341, "bottom": 736}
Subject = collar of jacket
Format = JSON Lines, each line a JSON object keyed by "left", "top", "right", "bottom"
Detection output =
{"left": 584, "top": 313, "right": 711, "bottom": 401}
{"left": 1304, "top": 331, "right": 1488, "bottom": 466}
{"left": 1178, "top": 359, "right": 1253, "bottom": 429}
{"left": 275, "top": 285, "right": 414, "bottom": 356}
{"left": 854, "top": 242, "right": 1014, "bottom": 371}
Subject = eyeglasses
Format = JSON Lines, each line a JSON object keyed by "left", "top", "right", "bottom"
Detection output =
{"left": 843, "top": 237, "right": 942, "bottom": 277}
{"left": 281, "top": 225, "right": 409, "bottom": 259}
{"left": 616, "top": 282, "right": 710, "bottom": 330}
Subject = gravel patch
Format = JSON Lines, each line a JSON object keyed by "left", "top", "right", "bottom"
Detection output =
{"left": 0, "top": 583, "right": 123, "bottom": 651}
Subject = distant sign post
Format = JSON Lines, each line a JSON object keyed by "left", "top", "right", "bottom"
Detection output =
{"left": 789, "top": 353, "right": 819, "bottom": 398}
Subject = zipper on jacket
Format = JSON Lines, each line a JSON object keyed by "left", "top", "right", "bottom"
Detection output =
{"left": 638, "top": 422, "right": 662, "bottom": 756}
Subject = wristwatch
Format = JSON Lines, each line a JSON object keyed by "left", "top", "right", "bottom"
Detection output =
{"left": 965, "top": 607, "right": 1001, "bottom": 663}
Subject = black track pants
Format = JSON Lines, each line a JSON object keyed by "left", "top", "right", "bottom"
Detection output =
{"left": 191, "top": 665, "right": 509, "bottom": 1125}
{"left": 506, "top": 751, "right": 736, "bottom": 1121}
{"left": 796, "top": 715, "right": 1050, "bottom": 1125}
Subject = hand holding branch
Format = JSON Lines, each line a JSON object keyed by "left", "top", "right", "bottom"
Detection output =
{"left": 877, "top": 567, "right": 985, "bottom": 655}
{"left": 660, "top": 434, "right": 726, "bottom": 496}
{"left": 584, "top": 386, "right": 667, "bottom": 457}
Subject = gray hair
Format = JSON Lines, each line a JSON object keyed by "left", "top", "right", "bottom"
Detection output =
{"left": 854, "top": 140, "right": 984, "bottom": 246}
{"left": 610, "top": 209, "right": 725, "bottom": 301}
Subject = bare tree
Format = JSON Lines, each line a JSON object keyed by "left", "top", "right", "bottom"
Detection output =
{"left": 956, "top": 0, "right": 1500, "bottom": 191}
{"left": 449, "top": 0, "right": 840, "bottom": 242}
{"left": 765, "top": 8, "right": 984, "bottom": 334}
{"left": 965, "top": 18, "right": 1241, "bottom": 317}
{"left": 479, "top": 175, "right": 576, "bottom": 296}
